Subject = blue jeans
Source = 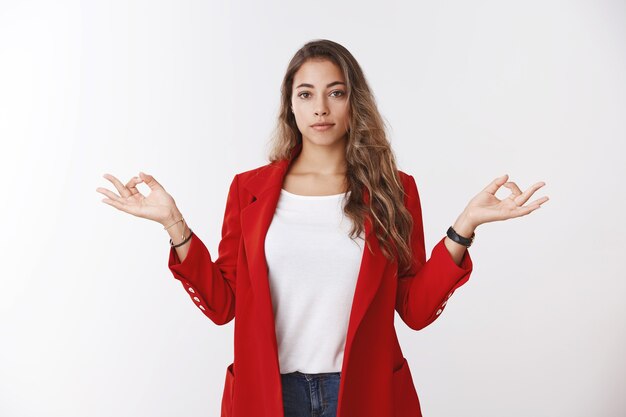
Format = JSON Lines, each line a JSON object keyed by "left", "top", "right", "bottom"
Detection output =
{"left": 281, "top": 371, "right": 341, "bottom": 417}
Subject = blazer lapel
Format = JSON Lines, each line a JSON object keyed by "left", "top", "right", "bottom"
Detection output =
{"left": 239, "top": 142, "right": 390, "bottom": 374}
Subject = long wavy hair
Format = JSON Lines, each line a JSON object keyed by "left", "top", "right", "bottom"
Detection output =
{"left": 266, "top": 39, "right": 415, "bottom": 278}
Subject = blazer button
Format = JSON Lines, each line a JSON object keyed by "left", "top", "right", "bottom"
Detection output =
{"left": 199, "top": 305, "right": 205, "bottom": 311}
{"left": 436, "top": 308, "right": 443, "bottom": 316}
{"left": 193, "top": 296, "right": 200, "bottom": 302}
{"left": 188, "top": 287, "right": 195, "bottom": 293}
{"left": 447, "top": 292, "right": 453, "bottom": 299}
{"left": 442, "top": 300, "right": 447, "bottom": 307}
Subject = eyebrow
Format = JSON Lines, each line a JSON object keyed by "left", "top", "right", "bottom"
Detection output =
{"left": 295, "top": 81, "right": 346, "bottom": 89}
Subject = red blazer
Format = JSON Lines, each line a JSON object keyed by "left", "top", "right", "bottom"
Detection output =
{"left": 168, "top": 143, "right": 474, "bottom": 417}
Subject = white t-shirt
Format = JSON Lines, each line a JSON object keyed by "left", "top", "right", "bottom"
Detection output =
{"left": 264, "top": 188, "right": 365, "bottom": 374}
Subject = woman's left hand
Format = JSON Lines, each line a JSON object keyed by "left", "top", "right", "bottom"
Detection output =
{"left": 463, "top": 174, "right": 549, "bottom": 228}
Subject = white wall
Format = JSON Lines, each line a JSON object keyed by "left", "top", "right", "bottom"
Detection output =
{"left": 0, "top": 0, "right": 624, "bottom": 416}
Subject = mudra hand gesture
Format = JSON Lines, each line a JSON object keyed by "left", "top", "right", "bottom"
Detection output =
{"left": 96, "top": 172, "right": 179, "bottom": 226}
{"left": 463, "top": 174, "right": 549, "bottom": 229}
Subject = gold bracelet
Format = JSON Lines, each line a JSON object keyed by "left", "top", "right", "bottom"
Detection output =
{"left": 171, "top": 218, "right": 185, "bottom": 243}
{"left": 164, "top": 217, "right": 183, "bottom": 230}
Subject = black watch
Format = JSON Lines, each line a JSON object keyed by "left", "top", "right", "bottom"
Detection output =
{"left": 446, "top": 226, "right": 475, "bottom": 248}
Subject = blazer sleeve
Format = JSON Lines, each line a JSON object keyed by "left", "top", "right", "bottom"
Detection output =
{"left": 167, "top": 174, "right": 241, "bottom": 326}
{"left": 395, "top": 174, "right": 473, "bottom": 331}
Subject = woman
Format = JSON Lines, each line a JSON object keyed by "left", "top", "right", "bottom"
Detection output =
{"left": 97, "top": 39, "right": 548, "bottom": 417}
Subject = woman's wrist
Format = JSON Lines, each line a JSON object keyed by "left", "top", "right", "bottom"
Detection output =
{"left": 165, "top": 215, "right": 191, "bottom": 247}
{"left": 162, "top": 208, "right": 183, "bottom": 228}
{"left": 452, "top": 209, "right": 477, "bottom": 239}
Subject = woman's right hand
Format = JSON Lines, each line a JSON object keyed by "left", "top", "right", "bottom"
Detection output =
{"left": 96, "top": 171, "right": 179, "bottom": 226}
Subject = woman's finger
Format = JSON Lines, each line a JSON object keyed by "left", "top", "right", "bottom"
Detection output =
{"left": 103, "top": 173, "right": 132, "bottom": 198}
{"left": 125, "top": 176, "right": 143, "bottom": 196}
{"left": 505, "top": 194, "right": 549, "bottom": 220}
{"left": 482, "top": 174, "right": 509, "bottom": 195}
{"left": 96, "top": 187, "right": 122, "bottom": 202}
{"left": 514, "top": 181, "right": 547, "bottom": 206}
{"left": 524, "top": 195, "right": 550, "bottom": 208}
{"left": 138, "top": 172, "right": 163, "bottom": 191}
{"left": 503, "top": 182, "right": 523, "bottom": 197}
{"left": 101, "top": 197, "right": 125, "bottom": 211}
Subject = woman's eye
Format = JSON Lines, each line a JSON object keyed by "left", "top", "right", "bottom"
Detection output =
{"left": 298, "top": 90, "right": 345, "bottom": 99}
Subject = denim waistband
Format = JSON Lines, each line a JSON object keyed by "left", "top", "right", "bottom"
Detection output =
{"left": 281, "top": 371, "right": 341, "bottom": 382}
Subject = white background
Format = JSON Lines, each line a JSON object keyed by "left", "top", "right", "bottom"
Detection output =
{"left": 1, "top": 1, "right": 624, "bottom": 416}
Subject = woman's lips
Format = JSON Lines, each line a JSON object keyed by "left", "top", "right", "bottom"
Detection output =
{"left": 311, "top": 124, "right": 335, "bottom": 131}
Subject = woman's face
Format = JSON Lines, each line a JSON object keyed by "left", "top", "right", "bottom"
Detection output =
{"left": 291, "top": 58, "right": 350, "bottom": 148}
